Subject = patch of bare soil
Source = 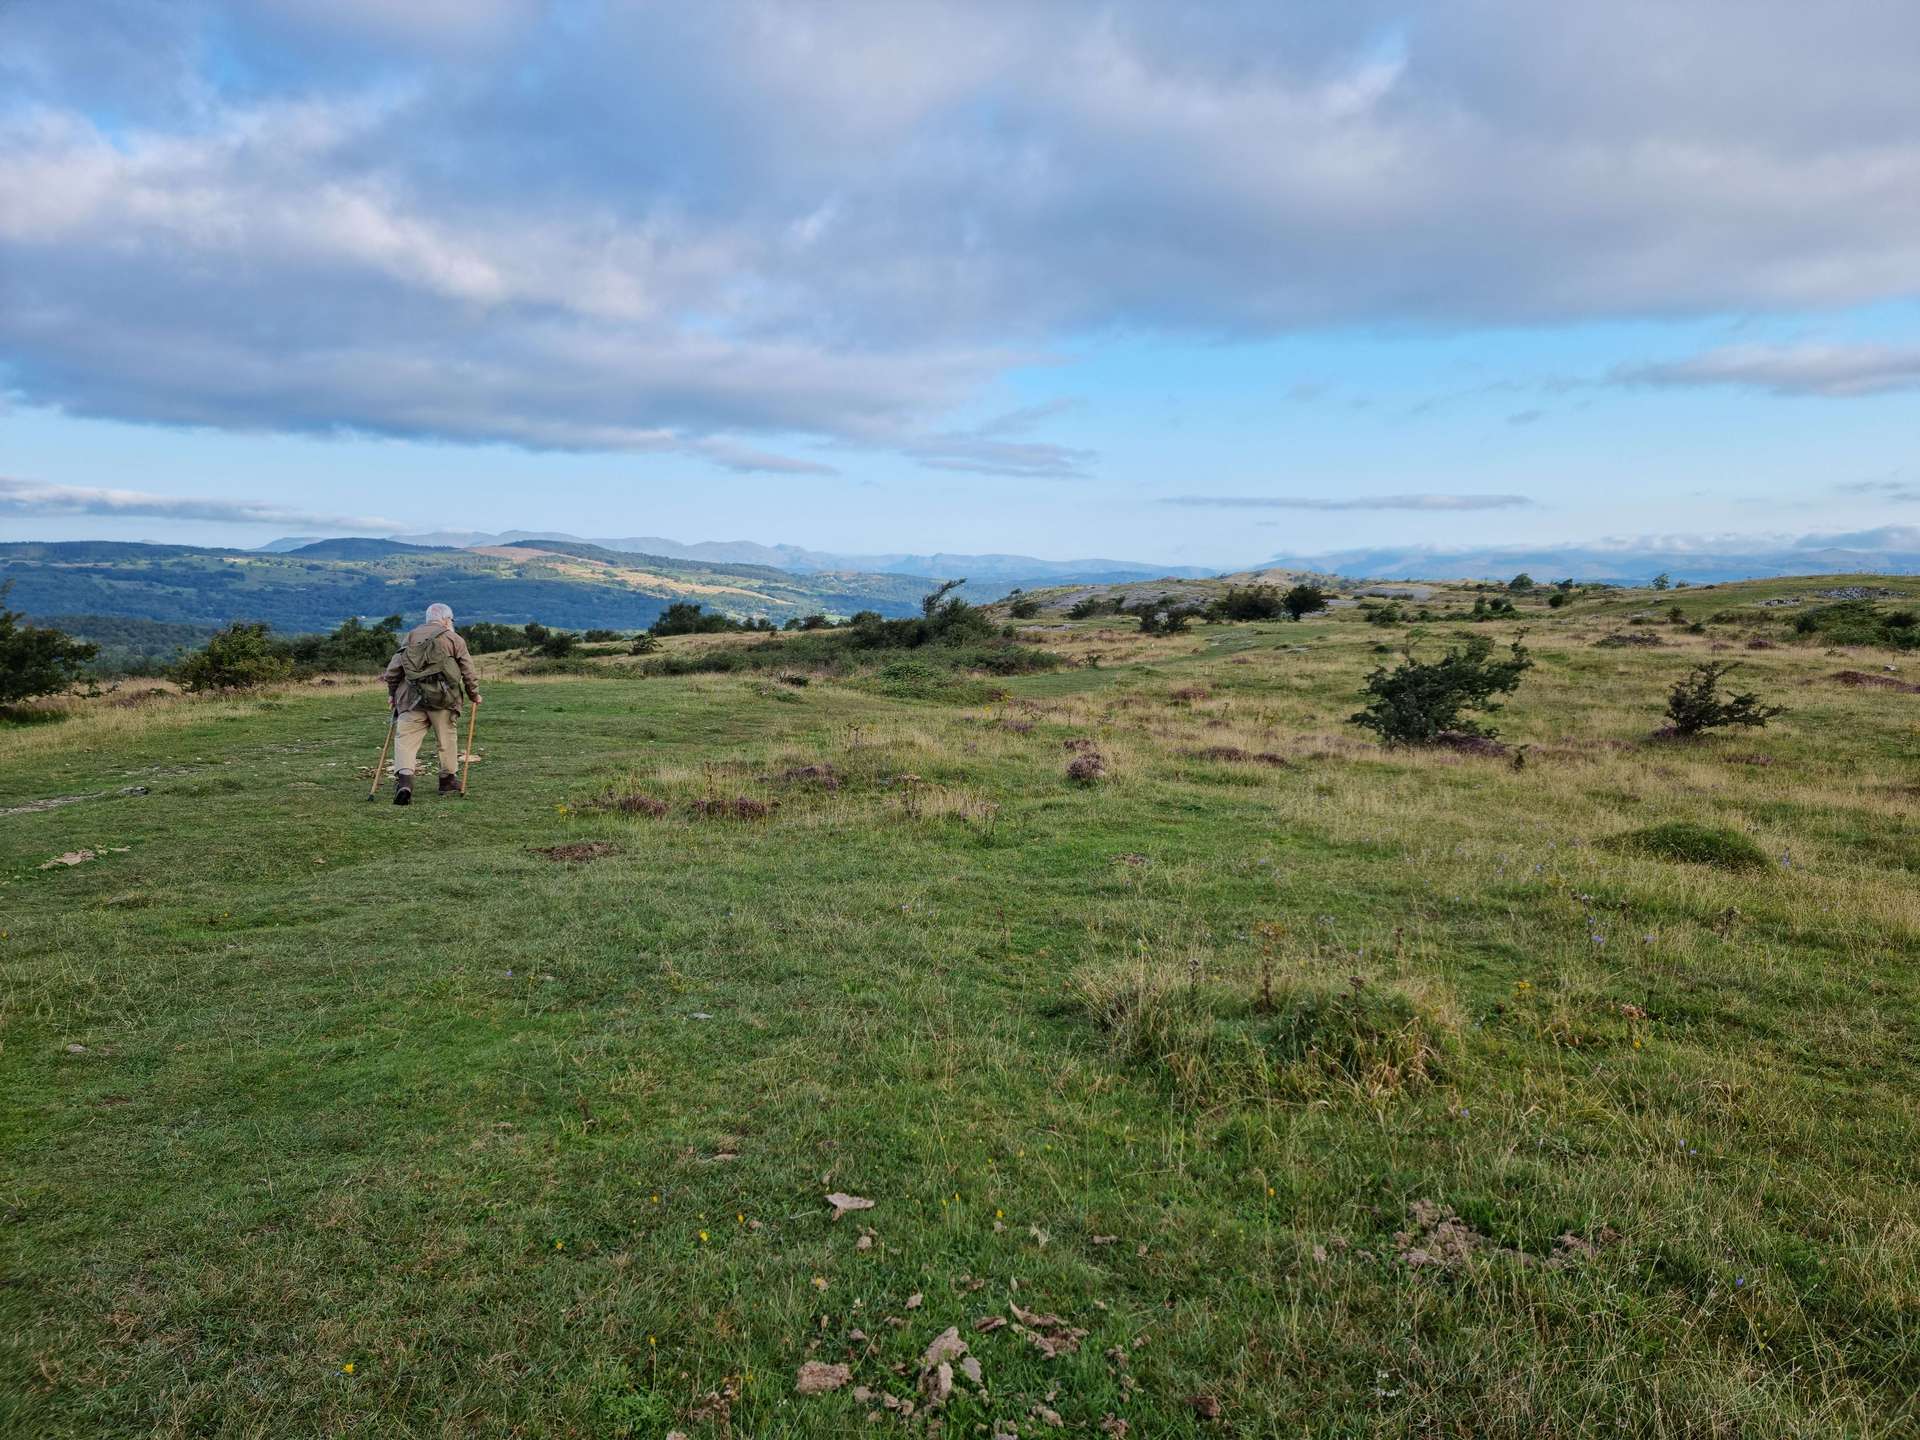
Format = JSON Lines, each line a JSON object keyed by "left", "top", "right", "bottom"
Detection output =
{"left": 535, "top": 841, "right": 619, "bottom": 863}
{"left": 1067, "top": 752, "right": 1108, "bottom": 782}
{"left": 591, "top": 791, "right": 669, "bottom": 816}
{"left": 762, "top": 763, "right": 842, "bottom": 789}
{"left": 1394, "top": 1199, "right": 1617, "bottom": 1272}
{"left": 1431, "top": 731, "right": 1509, "bottom": 757}
{"left": 1829, "top": 670, "right": 1920, "bottom": 693}
{"left": 1180, "top": 746, "right": 1290, "bottom": 766}
{"left": 689, "top": 795, "right": 777, "bottom": 820}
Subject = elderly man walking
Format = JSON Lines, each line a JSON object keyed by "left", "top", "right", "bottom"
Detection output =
{"left": 382, "top": 603, "right": 482, "bottom": 804}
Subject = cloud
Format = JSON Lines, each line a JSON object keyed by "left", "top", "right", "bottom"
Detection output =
{"left": 0, "top": 477, "right": 401, "bottom": 532}
{"left": 1794, "top": 524, "right": 1920, "bottom": 551}
{"left": 1164, "top": 494, "right": 1535, "bottom": 511}
{"left": 1835, "top": 479, "right": 1920, "bottom": 502}
{"left": 1618, "top": 344, "right": 1920, "bottom": 397}
{"left": 8, "top": 2, "right": 1920, "bottom": 467}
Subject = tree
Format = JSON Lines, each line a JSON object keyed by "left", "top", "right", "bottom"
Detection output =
{"left": 1350, "top": 633, "right": 1533, "bottom": 746}
{"left": 1209, "top": 585, "right": 1285, "bottom": 622}
{"left": 536, "top": 630, "right": 579, "bottom": 657}
{"left": 1282, "top": 584, "right": 1330, "bottom": 621}
{"left": 1664, "top": 662, "right": 1784, "bottom": 737}
{"left": 1508, "top": 572, "right": 1535, "bottom": 591}
{"left": 1651, "top": 572, "right": 1672, "bottom": 591}
{"left": 0, "top": 585, "right": 97, "bottom": 703}
{"left": 177, "top": 622, "right": 292, "bottom": 692}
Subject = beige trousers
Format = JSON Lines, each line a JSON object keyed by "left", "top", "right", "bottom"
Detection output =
{"left": 393, "top": 707, "right": 459, "bottom": 777}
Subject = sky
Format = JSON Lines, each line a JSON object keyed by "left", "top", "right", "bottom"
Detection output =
{"left": 4, "top": 0, "right": 1920, "bottom": 566}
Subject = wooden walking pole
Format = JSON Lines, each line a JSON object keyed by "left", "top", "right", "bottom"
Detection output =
{"left": 366, "top": 713, "right": 396, "bottom": 802}
{"left": 460, "top": 701, "right": 479, "bottom": 795}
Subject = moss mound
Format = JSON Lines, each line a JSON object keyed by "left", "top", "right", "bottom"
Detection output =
{"left": 1608, "top": 821, "right": 1770, "bottom": 871}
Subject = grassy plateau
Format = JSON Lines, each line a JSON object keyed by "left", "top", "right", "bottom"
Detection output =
{"left": 3, "top": 578, "right": 1918, "bottom": 1437}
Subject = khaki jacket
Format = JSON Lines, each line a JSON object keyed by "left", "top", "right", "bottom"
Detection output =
{"left": 383, "top": 622, "right": 482, "bottom": 715}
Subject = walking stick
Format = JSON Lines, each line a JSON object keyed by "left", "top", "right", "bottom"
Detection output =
{"left": 460, "top": 701, "right": 479, "bottom": 795}
{"left": 366, "top": 712, "right": 396, "bottom": 802}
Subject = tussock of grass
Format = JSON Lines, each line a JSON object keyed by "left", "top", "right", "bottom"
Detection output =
{"left": 1072, "top": 961, "right": 1458, "bottom": 1105}
{"left": 1609, "top": 820, "right": 1772, "bottom": 871}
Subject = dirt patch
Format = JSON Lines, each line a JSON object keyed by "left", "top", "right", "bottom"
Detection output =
{"left": 763, "top": 763, "right": 842, "bottom": 790}
{"left": 1431, "top": 731, "right": 1509, "bottom": 757}
{"left": 1594, "top": 632, "right": 1664, "bottom": 648}
{"left": 1169, "top": 685, "right": 1212, "bottom": 702}
{"left": 1829, "top": 670, "right": 1920, "bottom": 693}
{"left": 689, "top": 795, "right": 777, "bottom": 820}
{"left": 592, "top": 791, "right": 670, "bottom": 817}
{"left": 1180, "top": 746, "right": 1290, "bottom": 767}
{"left": 1395, "top": 1199, "right": 1617, "bottom": 1272}
{"left": 535, "top": 841, "right": 619, "bottom": 863}
{"left": 1067, "top": 752, "right": 1108, "bottom": 783}
{"left": 1, "top": 785, "right": 148, "bottom": 818}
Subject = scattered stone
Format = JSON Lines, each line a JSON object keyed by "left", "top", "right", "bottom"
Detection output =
{"left": 826, "top": 1192, "right": 875, "bottom": 1221}
{"left": 794, "top": 1361, "right": 852, "bottom": 1395}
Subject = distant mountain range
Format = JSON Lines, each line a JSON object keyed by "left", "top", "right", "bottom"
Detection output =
{"left": 1268, "top": 532, "right": 1920, "bottom": 587}
{"left": 260, "top": 530, "right": 1217, "bottom": 591}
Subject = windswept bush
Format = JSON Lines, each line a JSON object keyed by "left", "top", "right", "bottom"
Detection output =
{"left": 1351, "top": 634, "right": 1533, "bottom": 746}
{"left": 177, "top": 622, "right": 292, "bottom": 692}
{"left": 1663, "top": 661, "right": 1784, "bottom": 736}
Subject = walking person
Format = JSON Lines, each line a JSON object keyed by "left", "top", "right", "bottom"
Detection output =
{"left": 382, "top": 603, "right": 482, "bottom": 804}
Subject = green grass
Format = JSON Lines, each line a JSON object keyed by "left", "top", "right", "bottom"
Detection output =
{"left": 3, "top": 602, "right": 1918, "bottom": 1437}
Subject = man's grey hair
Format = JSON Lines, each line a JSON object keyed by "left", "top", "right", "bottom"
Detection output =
{"left": 425, "top": 603, "right": 454, "bottom": 625}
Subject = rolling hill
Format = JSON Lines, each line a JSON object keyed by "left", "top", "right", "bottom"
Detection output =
{"left": 0, "top": 539, "right": 938, "bottom": 633}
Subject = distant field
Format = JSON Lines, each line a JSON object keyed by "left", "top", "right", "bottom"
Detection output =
{"left": 3, "top": 584, "right": 1917, "bottom": 1437}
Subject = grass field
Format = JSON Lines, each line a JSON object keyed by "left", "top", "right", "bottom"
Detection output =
{"left": 4, "top": 585, "right": 1918, "bottom": 1437}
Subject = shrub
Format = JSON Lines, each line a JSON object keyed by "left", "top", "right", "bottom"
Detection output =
{"left": 177, "top": 622, "right": 292, "bottom": 692}
{"left": 583, "top": 629, "right": 619, "bottom": 643}
{"left": 458, "top": 621, "right": 527, "bottom": 654}
{"left": 1208, "top": 585, "right": 1286, "bottom": 622}
{"left": 283, "top": 613, "right": 402, "bottom": 673}
{"left": 1282, "top": 583, "right": 1330, "bottom": 621}
{"left": 1130, "top": 598, "right": 1204, "bottom": 634}
{"left": 650, "top": 602, "right": 744, "bottom": 637}
{"left": 1608, "top": 822, "right": 1770, "bottom": 871}
{"left": 1547, "top": 591, "right": 1570, "bottom": 609}
{"left": 1009, "top": 596, "right": 1042, "bottom": 619}
{"left": 1664, "top": 661, "right": 1784, "bottom": 736}
{"left": 1508, "top": 572, "right": 1535, "bottom": 591}
{"left": 0, "top": 585, "right": 98, "bottom": 704}
{"left": 1792, "top": 600, "right": 1920, "bottom": 650}
{"left": 537, "top": 630, "right": 580, "bottom": 658}
{"left": 1351, "top": 633, "right": 1533, "bottom": 746}
{"left": 1066, "top": 595, "right": 1123, "bottom": 619}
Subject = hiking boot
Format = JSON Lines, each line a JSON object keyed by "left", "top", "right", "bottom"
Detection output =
{"left": 393, "top": 774, "right": 413, "bottom": 806}
{"left": 438, "top": 774, "right": 461, "bottom": 796}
